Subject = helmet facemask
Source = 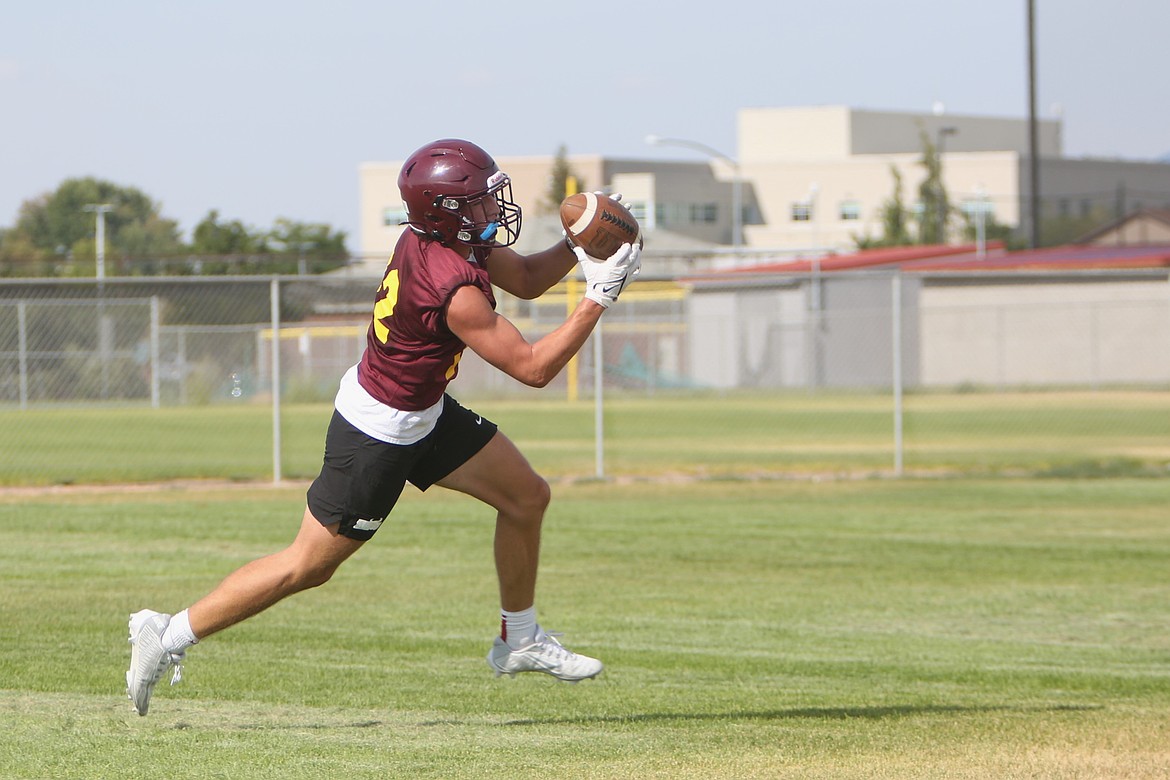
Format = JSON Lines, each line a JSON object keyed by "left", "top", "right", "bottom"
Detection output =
{"left": 441, "top": 172, "right": 522, "bottom": 248}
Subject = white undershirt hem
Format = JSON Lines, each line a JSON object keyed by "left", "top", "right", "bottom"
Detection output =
{"left": 333, "top": 364, "right": 442, "bottom": 445}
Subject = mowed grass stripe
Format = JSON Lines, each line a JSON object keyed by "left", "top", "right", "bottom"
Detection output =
{"left": 1, "top": 479, "right": 1168, "bottom": 778}
{"left": 3, "top": 391, "right": 1170, "bottom": 484}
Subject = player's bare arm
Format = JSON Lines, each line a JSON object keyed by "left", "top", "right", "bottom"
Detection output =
{"left": 483, "top": 242, "right": 578, "bottom": 300}
{"left": 446, "top": 284, "right": 602, "bottom": 388}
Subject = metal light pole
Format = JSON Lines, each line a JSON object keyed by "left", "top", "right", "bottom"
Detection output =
{"left": 83, "top": 203, "right": 113, "bottom": 280}
{"left": 645, "top": 134, "right": 742, "bottom": 252}
{"left": 935, "top": 127, "right": 957, "bottom": 243}
{"left": 83, "top": 203, "right": 115, "bottom": 399}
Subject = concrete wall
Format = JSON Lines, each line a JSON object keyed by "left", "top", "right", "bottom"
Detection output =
{"left": 687, "top": 272, "right": 1169, "bottom": 390}
{"left": 918, "top": 277, "right": 1170, "bottom": 386}
{"left": 687, "top": 283, "right": 807, "bottom": 389}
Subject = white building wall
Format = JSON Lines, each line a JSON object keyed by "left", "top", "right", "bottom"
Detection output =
{"left": 738, "top": 105, "right": 1061, "bottom": 161}
{"left": 738, "top": 105, "right": 854, "bottom": 162}
{"left": 742, "top": 152, "right": 1021, "bottom": 252}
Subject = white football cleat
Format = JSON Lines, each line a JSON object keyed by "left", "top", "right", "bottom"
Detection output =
{"left": 126, "top": 609, "right": 185, "bottom": 716}
{"left": 486, "top": 628, "right": 603, "bottom": 682}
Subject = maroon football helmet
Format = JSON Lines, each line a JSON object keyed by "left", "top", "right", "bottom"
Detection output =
{"left": 397, "top": 139, "right": 522, "bottom": 247}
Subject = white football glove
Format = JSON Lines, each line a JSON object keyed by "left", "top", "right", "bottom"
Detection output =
{"left": 575, "top": 242, "right": 642, "bottom": 308}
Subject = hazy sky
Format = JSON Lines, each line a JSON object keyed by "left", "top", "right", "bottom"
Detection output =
{"left": 2, "top": 0, "right": 1165, "bottom": 244}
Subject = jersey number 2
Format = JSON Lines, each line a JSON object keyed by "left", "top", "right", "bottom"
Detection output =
{"left": 372, "top": 269, "right": 399, "bottom": 345}
{"left": 371, "top": 266, "right": 464, "bottom": 382}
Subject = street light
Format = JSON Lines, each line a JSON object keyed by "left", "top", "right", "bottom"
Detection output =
{"left": 645, "top": 134, "right": 742, "bottom": 252}
{"left": 83, "top": 203, "right": 113, "bottom": 280}
{"left": 82, "top": 202, "right": 114, "bottom": 399}
{"left": 934, "top": 127, "right": 957, "bottom": 242}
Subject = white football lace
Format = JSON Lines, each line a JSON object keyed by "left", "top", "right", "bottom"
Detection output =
{"left": 535, "top": 632, "right": 572, "bottom": 659}
{"left": 167, "top": 651, "right": 185, "bottom": 685}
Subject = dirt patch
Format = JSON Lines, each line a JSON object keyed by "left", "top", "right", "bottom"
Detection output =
{"left": 0, "top": 478, "right": 305, "bottom": 499}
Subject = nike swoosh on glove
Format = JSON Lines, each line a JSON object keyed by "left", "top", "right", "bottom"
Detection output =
{"left": 576, "top": 242, "right": 642, "bottom": 308}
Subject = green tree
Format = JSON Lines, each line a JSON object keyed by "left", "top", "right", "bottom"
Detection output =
{"left": 855, "top": 165, "right": 913, "bottom": 249}
{"left": 541, "top": 145, "right": 586, "bottom": 214}
{"left": 263, "top": 218, "right": 349, "bottom": 273}
{"left": 191, "top": 210, "right": 262, "bottom": 255}
{"left": 915, "top": 130, "right": 950, "bottom": 245}
{"left": 0, "top": 177, "right": 182, "bottom": 276}
{"left": 0, "top": 229, "right": 53, "bottom": 277}
{"left": 186, "top": 213, "right": 348, "bottom": 274}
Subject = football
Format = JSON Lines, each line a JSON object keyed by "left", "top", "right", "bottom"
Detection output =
{"left": 560, "top": 192, "right": 641, "bottom": 260}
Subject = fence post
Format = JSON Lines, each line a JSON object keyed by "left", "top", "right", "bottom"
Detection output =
{"left": 594, "top": 323, "right": 605, "bottom": 479}
{"left": 892, "top": 272, "right": 904, "bottom": 476}
{"left": 177, "top": 330, "right": 188, "bottom": 405}
{"left": 150, "top": 296, "right": 161, "bottom": 409}
{"left": 270, "top": 278, "right": 283, "bottom": 484}
{"left": 17, "top": 300, "right": 28, "bottom": 410}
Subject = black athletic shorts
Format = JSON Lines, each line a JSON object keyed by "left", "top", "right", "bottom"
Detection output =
{"left": 306, "top": 394, "right": 498, "bottom": 541}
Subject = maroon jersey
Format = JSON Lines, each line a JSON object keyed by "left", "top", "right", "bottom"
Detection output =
{"left": 357, "top": 229, "right": 496, "bottom": 410}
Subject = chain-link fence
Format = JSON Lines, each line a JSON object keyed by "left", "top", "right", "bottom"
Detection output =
{"left": 1, "top": 268, "right": 1168, "bottom": 485}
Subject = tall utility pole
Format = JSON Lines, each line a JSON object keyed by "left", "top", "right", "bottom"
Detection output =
{"left": 83, "top": 203, "right": 114, "bottom": 399}
{"left": 1027, "top": 0, "right": 1040, "bottom": 248}
{"left": 83, "top": 203, "right": 114, "bottom": 280}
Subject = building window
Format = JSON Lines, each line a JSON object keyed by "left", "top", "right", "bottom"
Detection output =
{"left": 791, "top": 202, "right": 813, "bottom": 222}
{"left": 839, "top": 200, "right": 861, "bottom": 221}
{"left": 655, "top": 202, "right": 719, "bottom": 226}
{"left": 655, "top": 202, "right": 668, "bottom": 226}
{"left": 690, "top": 203, "right": 718, "bottom": 224}
{"left": 628, "top": 201, "right": 649, "bottom": 223}
{"left": 383, "top": 207, "right": 408, "bottom": 227}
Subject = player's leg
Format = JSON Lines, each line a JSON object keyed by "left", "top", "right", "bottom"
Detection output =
{"left": 186, "top": 507, "right": 365, "bottom": 639}
{"left": 435, "top": 431, "right": 550, "bottom": 612}
{"left": 127, "top": 410, "right": 410, "bottom": 715}
{"left": 422, "top": 401, "right": 602, "bottom": 682}
{"left": 187, "top": 408, "right": 414, "bottom": 638}
{"left": 126, "top": 507, "right": 364, "bottom": 715}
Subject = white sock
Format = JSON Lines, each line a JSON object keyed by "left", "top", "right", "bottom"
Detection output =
{"left": 161, "top": 608, "right": 199, "bottom": 653}
{"left": 501, "top": 606, "right": 537, "bottom": 650}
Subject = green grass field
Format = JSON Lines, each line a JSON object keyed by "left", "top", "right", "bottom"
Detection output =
{"left": 2, "top": 478, "right": 1168, "bottom": 778}
{"left": 1, "top": 390, "right": 1169, "bottom": 485}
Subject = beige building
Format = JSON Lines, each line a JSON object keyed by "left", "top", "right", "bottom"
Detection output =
{"left": 735, "top": 105, "right": 1059, "bottom": 249}
{"left": 359, "top": 105, "right": 1170, "bottom": 262}
{"left": 359, "top": 154, "right": 730, "bottom": 261}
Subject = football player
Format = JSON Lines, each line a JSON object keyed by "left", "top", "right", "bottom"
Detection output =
{"left": 126, "top": 138, "right": 640, "bottom": 715}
